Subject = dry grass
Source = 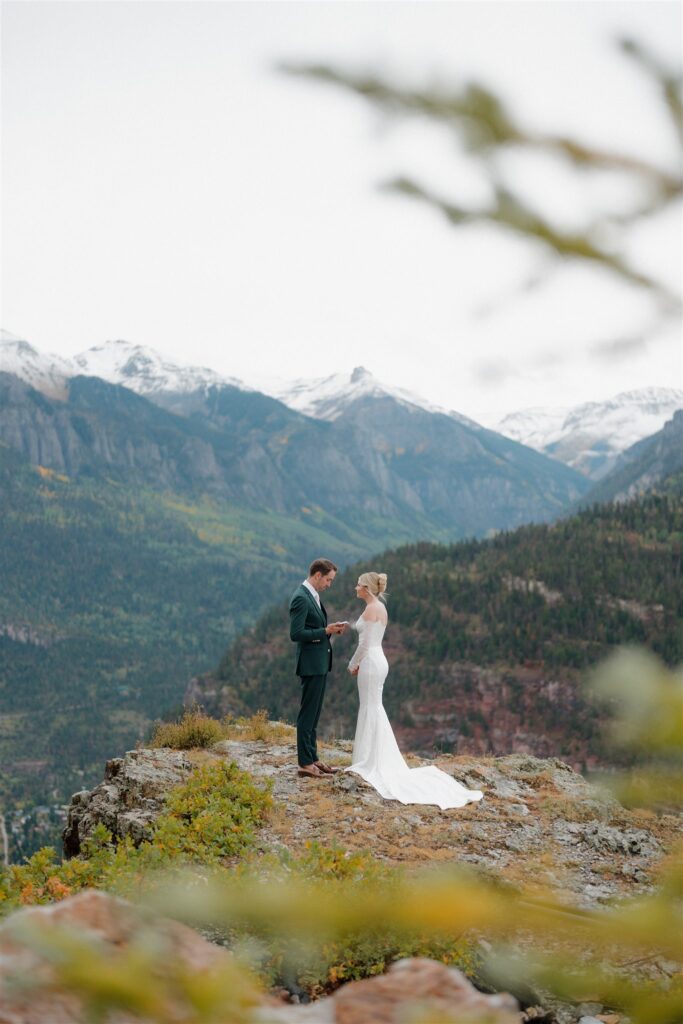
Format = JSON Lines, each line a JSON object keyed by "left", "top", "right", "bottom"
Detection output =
{"left": 538, "top": 793, "right": 608, "bottom": 823}
{"left": 149, "top": 708, "right": 296, "bottom": 750}
{"left": 149, "top": 706, "right": 224, "bottom": 749}
{"left": 222, "top": 709, "right": 295, "bottom": 743}
{"left": 524, "top": 769, "right": 560, "bottom": 790}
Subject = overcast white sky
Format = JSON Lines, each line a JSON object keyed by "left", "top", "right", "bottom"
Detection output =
{"left": 2, "top": 1, "right": 681, "bottom": 425}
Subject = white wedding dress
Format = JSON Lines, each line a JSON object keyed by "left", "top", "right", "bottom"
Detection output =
{"left": 347, "top": 616, "right": 484, "bottom": 809}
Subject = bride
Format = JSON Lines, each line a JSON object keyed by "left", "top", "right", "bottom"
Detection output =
{"left": 347, "top": 571, "right": 483, "bottom": 810}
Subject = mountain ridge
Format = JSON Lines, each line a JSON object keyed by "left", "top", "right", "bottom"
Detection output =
{"left": 580, "top": 408, "right": 683, "bottom": 505}
{"left": 4, "top": 333, "right": 679, "bottom": 479}
{"left": 496, "top": 387, "right": 683, "bottom": 479}
{"left": 0, "top": 367, "right": 588, "bottom": 538}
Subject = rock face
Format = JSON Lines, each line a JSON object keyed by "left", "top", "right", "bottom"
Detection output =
{"left": 62, "top": 748, "right": 192, "bottom": 858}
{"left": 0, "top": 369, "right": 587, "bottom": 538}
{"left": 0, "top": 889, "right": 247, "bottom": 1024}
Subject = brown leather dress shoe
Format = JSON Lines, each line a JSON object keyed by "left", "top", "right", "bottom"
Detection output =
{"left": 314, "top": 760, "right": 341, "bottom": 774}
{"left": 297, "top": 763, "right": 328, "bottom": 778}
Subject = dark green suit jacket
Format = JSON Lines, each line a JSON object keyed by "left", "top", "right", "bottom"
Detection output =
{"left": 289, "top": 584, "right": 333, "bottom": 677}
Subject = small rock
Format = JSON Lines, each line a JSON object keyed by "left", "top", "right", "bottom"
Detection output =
{"left": 582, "top": 824, "right": 658, "bottom": 857}
{"left": 333, "top": 957, "right": 521, "bottom": 1024}
{"left": 508, "top": 803, "right": 530, "bottom": 816}
{"left": 620, "top": 863, "right": 649, "bottom": 883}
{"left": 503, "top": 826, "right": 541, "bottom": 853}
{"left": 494, "top": 779, "right": 528, "bottom": 799}
{"left": 504, "top": 834, "right": 528, "bottom": 853}
{"left": 582, "top": 883, "right": 617, "bottom": 904}
{"left": 331, "top": 773, "right": 360, "bottom": 794}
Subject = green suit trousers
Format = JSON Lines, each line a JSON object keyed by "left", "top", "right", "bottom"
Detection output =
{"left": 297, "top": 673, "right": 327, "bottom": 766}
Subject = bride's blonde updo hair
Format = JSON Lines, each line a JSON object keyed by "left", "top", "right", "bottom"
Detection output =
{"left": 358, "top": 571, "right": 388, "bottom": 602}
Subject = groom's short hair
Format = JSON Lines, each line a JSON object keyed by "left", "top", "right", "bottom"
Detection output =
{"left": 309, "top": 558, "right": 338, "bottom": 577}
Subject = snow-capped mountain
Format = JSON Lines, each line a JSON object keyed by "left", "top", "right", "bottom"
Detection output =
{"left": 0, "top": 331, "right": 73, "bottom": 399}
{"left": 259, "top": 365, "right": 481, "bottom": 427}
{"left": 497, "top": 388, "right": 683, "bottom": 479}
{"left": 71, "top": 340, "right": 245, "bottom": 396}
{"left": 1, "top": 333, "right": 480, "bottom": 427}
{"left": 4, "top": 333, "right": 679, "bottom": 475}
{"left": 0, "top": 334, "right": 247, "bottom": 400}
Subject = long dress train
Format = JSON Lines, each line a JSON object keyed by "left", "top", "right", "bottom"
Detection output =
{"left": 347, "top": 617, "right": 483, "bottom": 810}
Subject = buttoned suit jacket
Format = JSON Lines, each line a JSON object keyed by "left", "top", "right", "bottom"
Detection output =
{"left": 289, "top": 584, "right": 333, "bottom": 677}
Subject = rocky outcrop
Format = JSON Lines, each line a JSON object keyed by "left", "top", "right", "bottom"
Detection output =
{"left": 216, "top": 737, "right": 670, "bottom": 911}
{"left": 62, "top": 748, "right": 192, "bottom": 858}
{"left": 46, "top": 732, "right": 683, "bottom": 1023}
{"left": 61, "top": 734, "right": 680, "bottom": 913}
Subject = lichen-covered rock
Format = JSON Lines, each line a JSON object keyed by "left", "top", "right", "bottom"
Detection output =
{"left": 62, "top": 748, "right": 192, "bottom": 857}
{"left": 553, "top": 821, "right": 660, "bottom": 858}
{"left": 582, "top": 823, "right": 659, "bottom": 856}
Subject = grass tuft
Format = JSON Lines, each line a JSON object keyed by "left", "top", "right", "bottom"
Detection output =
{"left": 149, "top": 707, "right": 295, "bottom": 750}
{"left": 223, "top": 709, "right": 294, "bottom": 744}
{"left": 149, "top": 706, "right": 224, "bottom": 749}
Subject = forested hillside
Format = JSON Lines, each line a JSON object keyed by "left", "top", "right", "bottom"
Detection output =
{"left": 193, "top": 487, "right": 683, "bottom": 768}
{"left": 0, "top": 440, "right": 381, "bottom": 859}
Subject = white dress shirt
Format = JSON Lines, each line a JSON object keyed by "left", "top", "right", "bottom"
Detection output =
{"left": 302, "top": 579, "right": 321, "bottom": 607}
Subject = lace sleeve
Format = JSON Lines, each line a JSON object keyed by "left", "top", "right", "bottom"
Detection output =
{"left": 348, "top": 623, "right": 370, "bottom": 671}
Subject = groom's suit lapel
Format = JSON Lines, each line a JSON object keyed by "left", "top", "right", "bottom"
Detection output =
{"left": 302, "top": 585, "right": 326, "bottom": 625}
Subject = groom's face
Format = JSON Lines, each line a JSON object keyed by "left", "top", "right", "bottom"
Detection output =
{"left": 312, "top": 570, "right": 336, "bottom": 593}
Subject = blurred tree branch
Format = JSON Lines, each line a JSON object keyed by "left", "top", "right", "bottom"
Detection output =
{"left": 280, "top": 36, "right": 682, "bottom": 311}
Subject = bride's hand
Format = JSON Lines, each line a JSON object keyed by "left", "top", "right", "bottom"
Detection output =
{"left": 349, "top": 666, "right": 359, "bottom": 676}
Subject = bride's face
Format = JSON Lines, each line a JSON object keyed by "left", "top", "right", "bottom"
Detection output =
{"left": 355, "top": 580, "right": 370, "bottom": 600}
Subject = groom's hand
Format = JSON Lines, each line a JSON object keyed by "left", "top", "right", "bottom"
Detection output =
{"left": 326, "top": 623, "right": 345, "bottom": 635}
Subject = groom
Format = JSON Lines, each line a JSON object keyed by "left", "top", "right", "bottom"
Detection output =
{"left": 289, "top": 558, "right": 347, "bottom": 779}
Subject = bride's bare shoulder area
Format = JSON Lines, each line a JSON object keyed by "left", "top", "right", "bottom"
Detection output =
{"left": 361, "top": 608, "right": 388, "bottom": 624}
